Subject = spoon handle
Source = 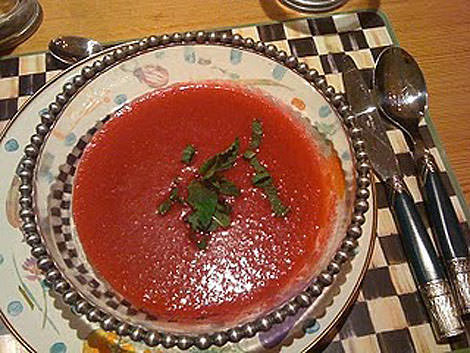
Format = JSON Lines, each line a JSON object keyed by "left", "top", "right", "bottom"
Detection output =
{"left": 418, "top": 152, "right": 470, "bottom": 314}
{"left": 387, "top": 176, "right": 463, "bottom": 339}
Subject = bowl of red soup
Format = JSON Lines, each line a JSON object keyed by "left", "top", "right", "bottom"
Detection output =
{"left": 19, "top": 33, "right": 370, "bottom": 349}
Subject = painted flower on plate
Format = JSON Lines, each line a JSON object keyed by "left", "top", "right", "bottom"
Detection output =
{"left": 134, "top": 64, "right": 169, "bottom": 88}
{"left": 22, "top": 257, "right": 41, "bottom": 281}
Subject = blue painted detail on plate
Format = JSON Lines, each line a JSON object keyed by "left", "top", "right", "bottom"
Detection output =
{"left": 114, "top": 94, "right": 127, "bottom": 105}
{"left": 38, "top": 108, "right": 48, "bottom": 116}
{"left": 341, "top": 151, "right": 351, "bottom": 161}
{"left": 38, "top": 151, "right": 55, "bottom": 184}
{"left": 272, "top": 65, "right": 287, "bottom": 81}
{"left": 0, "top": 254, "right": 4, "bottom": 265}
{"left": 230, "top": 49, "right": 242, "bottom": 65}
{"left": 315, "top": 122, "right": 337, "bottom": 136}
{"left": 259, "top": 307, "right": 306, "bottom": 348}
{"left": 40, "top": 279, "right": 50, "bottom": 290}
{"left": 4, "top": 138, "right": 19, "bottom": 152}
{"left": 7, "top": 300, "right": 23, "bottom": 316}
{"left": 154, "top": 52, "right": 165, "bottom": 59}
{"left": 50, "top": 342, "right": 67, "bottom": 353}
{"left": 184, "top": 47, "right": 196, "bottom": 64}
{"left": 305, "top": 320, "right": 321, "bottom": 334}
{"left": 45, "top": 172, "right": 54, "bottom": 184}
{"left": 39, "top": 170, "right": 54, "bottom": 184}
{"left": 319, "top": 105, "right": 332, "bottom": 118}
{"left": 0, "top": 320, "right": 7, "bottom": 335}
{"left": 64, "top": 133, "right": 77, "bottom": 147}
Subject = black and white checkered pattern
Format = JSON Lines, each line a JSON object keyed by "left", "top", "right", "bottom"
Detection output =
{"left": 1, "top": 10, "right": 469, "bottom": 353}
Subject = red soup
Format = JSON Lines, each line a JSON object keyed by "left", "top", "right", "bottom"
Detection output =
{"left": 73, "top": 82, "right": 344, "bottom": 326}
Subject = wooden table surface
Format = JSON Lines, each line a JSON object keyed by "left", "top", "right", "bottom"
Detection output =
{"left": 9, "top": 0, "right": 470, "bottom": 204}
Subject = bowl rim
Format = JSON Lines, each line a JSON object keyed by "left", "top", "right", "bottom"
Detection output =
{"left": 17, "top": 31, "right": 372, "bottom": 350}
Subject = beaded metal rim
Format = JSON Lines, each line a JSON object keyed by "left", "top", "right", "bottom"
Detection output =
{"left": 17, "top": 31, "right": 371, "bottom": 350}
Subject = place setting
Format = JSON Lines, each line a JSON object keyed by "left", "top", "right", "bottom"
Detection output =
{"left": 0, "top": 2, "right": 469, "bottom": 353}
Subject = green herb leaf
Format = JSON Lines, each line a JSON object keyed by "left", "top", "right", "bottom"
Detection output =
{"left": 187, "top": 181, "right": 218, "bottom": 231}
{"left": 243, "top": 150, "right": 256, "bottom": 160}
{"left": 218, "top": 179, "right": 240, "bottom": 196}
{"left": 213, "top": 210, "right": 231, "bottom": 228}
{"left": 181, "top": 144, "right": 196, "bottom": 165}
{"left": 249, "top": 157, "right": 289, "bottom": 217}
{"left": 252, "top": 171, "right": 272, "bottom": 187}
{"left": 158, "top": 187, "right": 181, "bottom": 215}
{"left": 157, "top": 199, "right": 172, "bottom": 215}
{"left": 210, "top": 176, "right": 240, "bottom": 196}
{"left": 249, "top": 156, "right": 267, "bottom": 173}
{"left": 216, "top": 201, "right": 232, "bottom": 214}
{"left": 199, "top": 138, "right": 240, "bottom": 179}
{"left": 187, "top": 212, "right": 202, "bottom": 231}
{"left": 218, "top": 139, "right": 240, "bottom": 169}
{"left": 160, "top": 119, "right": 277, "bottom": 252}
{"left": 263, "top": 183, "right": 290, "bottom": 217}
{"left": 169, "top": 187, "right": 179, "bottom": 201}
{"left": 207, "top": 220, "right": 219, "bottom": 233}
{"left": 250, "top": 119, "right": 263, "bottom": 150}
{"left": 196, "top": 236, "right": 208, "bottom": 250}
{"left": 198, "top": 157, "right": 217, "bottom": 179}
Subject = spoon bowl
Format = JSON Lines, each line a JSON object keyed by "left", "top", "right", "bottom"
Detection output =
{"left": 374, "top": 46, "right": 429, "bottom": 144}
{"left": 48, "top": 35, "right": 103, "bottom": 65}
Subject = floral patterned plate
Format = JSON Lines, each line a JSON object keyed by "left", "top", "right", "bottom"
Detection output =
{"left": 0, "top": 40, "right": 375, "bottom": 353}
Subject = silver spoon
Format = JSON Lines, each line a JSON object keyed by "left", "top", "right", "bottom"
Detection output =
{"left": 374, "top": 46, "right": 470, "bottom": 315}
{"left": 48, "top": 36, "right": 103, "bottom": 65}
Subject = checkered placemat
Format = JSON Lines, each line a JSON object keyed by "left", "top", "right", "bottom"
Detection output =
{"left": 1, "top": 10, "right": 470, "bottom": 353}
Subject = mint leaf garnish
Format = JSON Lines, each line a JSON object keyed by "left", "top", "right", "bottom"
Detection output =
{"left": 199, "top": 138, "right": 240, "bottom": 179}
{"left": 250, "top": 119, "right": 263, "bottom": 150}
{"left": 216, "top": 201, "right": 232, "bottom": 214}
{"left": 264, "top": 183, "right": 290, "bottom": 217}
{"left": 169, "top": 187, "right": 180, "bottom": 201}
{"left": 186, "top": 180, "right": 234, "bottom": 235}
{"left": 181, "top": 144, "right": 196, "bottom": 165}
{"left": 196, "top": 236, "right": 208, "bottom": 250}
{"left": 187, "top": 181, "right": 218, "bottom": 231}
{"left": 249, "top": 156, "right": 266, "bottom": 173}
{"left": 249, "top": 159, "right": 289, "bottom": 217}
{"left": 244, "top": 120, "right": 290, "bottom": 218}
{"left": 158, "top": 118, "right": 290, "bottom": 251}
{"left": 157, "top": 199, "right": 172, "bottom": 215}
{"left": 213, "top": 209, "right": 231, "bottom": 228}
{"left": 218, "top": 178, "right": 240, "bottom": 196}
{"left": 157, "top": 187, "right": 180, "bottom": 215}
{"left": 252, "top": 171, "right": 272, "bottom": 187}
{"left": 210, "top": 175, "right": 240, "bottom": 196}
{"left": 243, "top": 150, "right": 256, "bottom": 160}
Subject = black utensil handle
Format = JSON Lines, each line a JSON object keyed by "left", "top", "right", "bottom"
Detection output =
{"left": 387, "top": 176, "right": 463, "bottom": 338}
{"left": 418, "top": 152, "right": 470, "bottom": 313}
{"left": 419, "top": 153, "right": 468, "bottom": 260}
{"left": 387, "top": 177, "right": 446, "bottom": 285}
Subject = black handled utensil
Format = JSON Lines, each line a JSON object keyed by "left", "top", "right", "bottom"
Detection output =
{"left": 342, "top": 55, "right": 463, "bottom": 341}
{"left": 374, "top": 46, "right": 470, "bottom": 316}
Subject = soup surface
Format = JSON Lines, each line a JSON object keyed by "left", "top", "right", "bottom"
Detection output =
{"left": 73, "top": 82, "right": 342, "bottom": 325}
